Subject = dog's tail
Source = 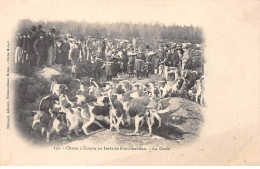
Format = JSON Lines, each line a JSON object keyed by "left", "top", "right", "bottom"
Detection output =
{"left": 157, "top": 108, "right": 169, "bottom": 114}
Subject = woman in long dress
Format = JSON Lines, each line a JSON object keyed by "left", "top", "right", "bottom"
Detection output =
{"left": 15, "top": 33, "right": 23, "bottom": 64}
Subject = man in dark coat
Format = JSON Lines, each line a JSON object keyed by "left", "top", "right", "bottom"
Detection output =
{"left": 60, "top": 38, "right": 70, "bottom": 66}
{"left": 35, "top": 25, "right": 46, "bottom": 39}
{"left": 34, "top": 33, "right": 46, "bottom": 67}
{"left": 45, "top": 28, "right": 56, "bottom": 66}
{"left": 26, "top": 33, "right": 36, "bottom": 66}
{"left": 135, "top": 48, "right": 145, "bottom": 79}
{"left": 157, "top": 44, "right": 166, "bottom": 77}
{"left": 97, "top": 37, "right": 106, "bottom": 60}
{"left": 105, "top": 47, "right": 113, "bottom": 81}
{"left": 176, "top": 44, "right": 184, "bottom": 68}
{"left": 164, "top": 46, "right": 173, "bottom": 80}
{"left": 144, "top": 49, "right": 152, "bottom": 77}
{"left": 127, "top": 51, "right": 136, "bottom": 77}
{"left": 85, "top": 36, "right": 93, "bottom": 63}
{"left": 22, "top": 34, "right": 28, "bottom": 63}
{"left": 120, "top": 48, "right": 128, "bottom": 73}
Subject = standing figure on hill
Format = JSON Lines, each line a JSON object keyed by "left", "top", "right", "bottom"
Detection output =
{"left": 26, "top": 33, "right": 37, "bottom": 66}
{"left": 45, "top": 27, "right": 56, "bottom": 66}
{"left": 105, "top": 46, "right": 113, "bottom": 81}
{"left": 78, "top": 38, "right": 85, "bottom": 62}
{"left": 86, "top": 36, "right": 93, "bottom": 63}
{"left": 60, "top": 37, "right": 70, "bottom": 66}
{"left": 34, "top": 33, "right": 46, "bottom": 67}
{"left": 176, "top": 44, "right": 184, "bottom": 69}
{"left": 127, "top": 51, "right": 136, "bottom": 77}
{"left": 97, "top": 37, "right": 106, "bottom": 61}
{"left": 70, "top": 42, "right": 80, "bottom": 65}
{"left": 22, "top": 34, "right": 28, "bottom": 64}
{"left": 132, "top": 37, "right": 137, "bottom": 52}
{"left": 157, "top": 44, "right": 166, "bottom": 77}
{"left": 135, "top": 47, "right": 145, "bottom": 79}
{"left": 182, "top": 43, "right": 190, "bottom": 70}
{"left": 120, "top": 48, "right": 128, "bottom": 73}
{"left": 15, "top": 33, "right": 23, "bottom": 64}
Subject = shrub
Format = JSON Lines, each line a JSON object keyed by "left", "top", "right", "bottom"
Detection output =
{"left": 15, "top": 76, "right": 50, "bottom": 109}
{"left": 14, "top": 63, "right": 35, "bottom": 77}
{"left": 75, "top": 62, "right": 95, "bottom": 79}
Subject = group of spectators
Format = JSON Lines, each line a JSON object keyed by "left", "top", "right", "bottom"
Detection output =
{"left": 15, "top": 24, "right": 204, "bottom": 82}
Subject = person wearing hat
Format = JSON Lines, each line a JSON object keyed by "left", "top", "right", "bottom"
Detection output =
{"left": 143, "top": 48, "right": 152, "bottom": 77}
{"left": 127, "top": 49, "right": 136, "bottom": 77}
{"left": 165, "top": 45, "right": 179, "bottom": 80}
{"left": 181, "top": 43, "right": 190, "bottom": 69}
{"left": 45, "top": 27, "right": 56, "bottom": 66}
{"left": 111, "top": 48, "right": 121, "bottom": 77}
{"left": 29, "top": 25, "right": 37, "bottom": 42}
{"left": 171, "top": 44, "right": 179, "bottom": 68}
{"left": 60, "top": 37, "right": 70, "bottom": 66}
{"left": 157, "top": 44, "right": 166, "bottom": 77}
{"left": 70, "top": 42, "right": 80, "bottom": 65}
{"left": 36, "top": 24, "right": 46, "bottom": 39}
{"left": 85, "top": 36, "right": 93, "bottom": 63}
{"left": 22, "top": 34, "right": 28, "bottom": 64}
{"left": 132, "top": 37, "right": 137, "bottom": 52}
{"left": 176, "top": 44, "right": 184, "bottom": 68}
{"left": 92, "top": 37, "right": 106, "bottom": 82}
{"left": 105, "top": 46, "right": 113, "bottom": 81}
{"left": 163, "top": 46, "right": 172, "bottom": 80}
{"left": 26, "top": 33, "right": 36, "bottom": 66}
{"left": 120, "top": 47, "right": 128, "bottom": 73}
{"left": 77, "top": 38, "right": 86, "bottom": 62}
{"left": 15, "top": 33, "right": 23, "bottom": 64}
{"left": 97, "top": 37, "right": 106, "bottom": 60}
{"left": 135, "top": 47, "right": 145, "bottom": 79}
{"left": 34, "top": 32, "right": 47, "bottom": 67}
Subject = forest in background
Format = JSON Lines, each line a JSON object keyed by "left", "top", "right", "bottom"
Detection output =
{"left": 16, "top": 19, "right": 204, "bottom": 44}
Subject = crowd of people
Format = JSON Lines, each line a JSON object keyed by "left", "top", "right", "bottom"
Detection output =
{"left": 15, "top": 24, "right": 204, "bottom": 82}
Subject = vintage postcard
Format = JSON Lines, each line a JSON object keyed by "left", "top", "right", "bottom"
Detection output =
{"left": 0, "top": 0, "right": 259, "bottom": 166}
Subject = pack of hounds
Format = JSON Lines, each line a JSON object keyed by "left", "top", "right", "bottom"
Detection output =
{"left": 32, "top": 68, "right": 205, "bottom": 142}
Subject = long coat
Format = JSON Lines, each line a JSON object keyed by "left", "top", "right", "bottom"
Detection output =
{"left": 60, "top": 41, "right": 70, "bottom": 64}
{"left": 182, "top": 49, "right": 190, "bottom": 66}
{"left": 70, "top": 47, "right": 80, "bottom": 64}
{"left": 135, "top": 52, "right": 145, "bottom": 72}
{"left": 171, "top": 50, "right": 179, "bottom": 67}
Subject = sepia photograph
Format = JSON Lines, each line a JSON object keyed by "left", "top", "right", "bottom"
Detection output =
{"left": 12, "top": 20, "right": 205, "bottom": 146}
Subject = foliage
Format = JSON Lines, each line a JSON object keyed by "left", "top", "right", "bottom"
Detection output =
{"left": 16, "top": 20, "right": 204, "bottom": 44}
{"left": 75, "top": 62, "right": 96, "bottom": 79}
{"left": 14, "top": 63, "right": 35, "bottom": 77}
{"left": 15, "top": 76, "right": 50, "bottom": 109}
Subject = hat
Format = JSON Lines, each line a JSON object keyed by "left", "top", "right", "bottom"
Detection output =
{"left": 50, "top": 27, "right": 56, "bottom": 33}
{"left": 31, "top": 25, "right": 37, "bottom": 31}
{"left": 37, "top": 24, "right": 43, "bottom": 29}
